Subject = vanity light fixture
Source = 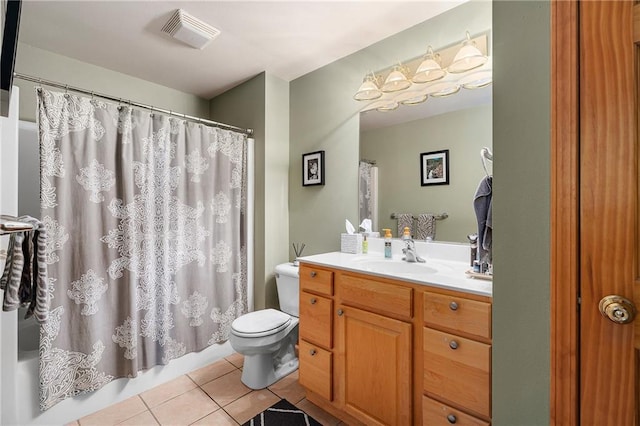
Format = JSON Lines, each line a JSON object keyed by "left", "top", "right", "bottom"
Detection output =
{"left": 381, "top": 65, "right": 412, "bottom": 93}
{"left": 354, "top": 31, "right": 491, "bottom": 112}
{"left": 412, "top": 46, "right": 446, "bottom": 83}
{"left": 353, "top": 72, "right": 383, "bottom": 101}
{"left": 448, "top": 31, "right": 488, "bottom": 73}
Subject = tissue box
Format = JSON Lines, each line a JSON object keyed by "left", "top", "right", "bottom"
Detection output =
{"left": 341, "top": 233, "right": 363, "bottom": 254}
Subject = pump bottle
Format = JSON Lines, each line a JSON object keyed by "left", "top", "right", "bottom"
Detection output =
{"left": 383, "top": 228, "right": 392, "bottom": 258}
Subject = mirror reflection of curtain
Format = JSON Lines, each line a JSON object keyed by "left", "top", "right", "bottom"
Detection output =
{"left": 358, "top": 161, "right": 378, "bottom": 231}
{"left": 37, "top": 89, "right": 248, "bottom": 410}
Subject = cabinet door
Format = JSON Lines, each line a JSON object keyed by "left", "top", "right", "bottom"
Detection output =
{"left": 337, "top": 305, "right": 412, "bottom": 426}
{"left": 423, "top": 328, "right": 491, "bottom": 418}
{"left": 299, "top": 340, "right": 332, "bottom": 401}
{"left": 299, "top": 291, "right": 333, "bottom": 349}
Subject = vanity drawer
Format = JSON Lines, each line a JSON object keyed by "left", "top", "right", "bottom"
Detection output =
{"left": 299, "top": 340, "right": 332, "bottom": 401}
{"left": 300, "top": 265, "right": 334, "bottom": 296}
{"left": 337, "top": 273, "right": 413, "bottom": 320}
{"left": 422, "top": 396, "right": 490, "bottom": 426}
{"left": 423, "top": 291, "right": 491, "bottom": 340}
{"left": 423, "top": 327, "right": 491, "bottom": 418}
{"left": 299, "top": 291, "right": 333, "bottom": 349}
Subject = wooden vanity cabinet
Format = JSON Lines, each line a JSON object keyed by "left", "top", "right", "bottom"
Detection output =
{"left": 298, "top": 265, "right": 334, "bottom": 401}
{"left": 336, "top": 273, "right": 413, "bottom": 426}
{"left": 298, "top": 263, "right": 492, "bottom": 426}
{"left": 423, "top": 290, "right": 492, "bottom": 424}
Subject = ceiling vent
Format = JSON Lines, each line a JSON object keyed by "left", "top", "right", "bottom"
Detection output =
{"left": 161, "top": 9, "right": 220, "bottom": 50}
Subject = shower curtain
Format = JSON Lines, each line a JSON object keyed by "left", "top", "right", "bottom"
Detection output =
{"left": 358, "top": 161, "right": 378, "bottom": 231}
{"left": 37, "top": 89, "right": 248, "bottom": 410}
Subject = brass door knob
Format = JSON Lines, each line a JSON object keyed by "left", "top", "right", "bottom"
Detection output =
{"left": 599, "top": 295, "right": 637, "bottom": 324}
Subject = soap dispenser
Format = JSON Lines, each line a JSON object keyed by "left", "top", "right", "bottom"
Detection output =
{"left": 402, "top": 227, "right": 411, "bottom": 241}
{"left": 383, "top": 228, "right": 392, "bottom": 258}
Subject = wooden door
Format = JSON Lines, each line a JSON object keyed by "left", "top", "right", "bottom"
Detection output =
{"left": 337, "top": 305, "right": 412, "bottom": 426}
{"left": 579, "top": 1, "right": 638, "bottom": 424}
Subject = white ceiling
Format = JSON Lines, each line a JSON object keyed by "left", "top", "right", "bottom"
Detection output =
{"left": 17, "top": 1, "right": 466, "bottom": 99}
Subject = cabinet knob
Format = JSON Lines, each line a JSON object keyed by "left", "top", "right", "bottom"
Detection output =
{"left": 447, "top": 414, "right": 457, "bottom": 424}
{"left": 337, "top": 309, "right": 344, "bottom": 316}
{"left": 310, "top": 297, "right": 317, "bottom": 305}
{"left": 449, "top": 340, "right": 459, "bottom": 350}
{"left": 309, "top": 349, "right": 317, "bottom": 356}
{"left": 310, "top": 271, "right": 317, "bottom": 277}
{"left": 449, "top": 301, "right": 458, "bottom": 311}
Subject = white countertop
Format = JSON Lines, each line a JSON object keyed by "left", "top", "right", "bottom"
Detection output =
{"left": 297, "top": 251, "right": 492, "bottom": 297}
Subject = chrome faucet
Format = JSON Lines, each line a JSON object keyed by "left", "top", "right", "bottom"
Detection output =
{"left": 402, "top": 238, "right": 426, "bottom": 263}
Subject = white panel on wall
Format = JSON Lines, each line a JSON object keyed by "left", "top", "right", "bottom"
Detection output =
{"left": 18, "top": 120, "right": 39, "bottom": 218}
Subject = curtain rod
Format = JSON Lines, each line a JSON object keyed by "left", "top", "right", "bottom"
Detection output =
{"left": 13, "top": 72, "right": 254, "bottom": 136}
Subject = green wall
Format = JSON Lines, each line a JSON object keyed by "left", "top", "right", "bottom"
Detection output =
{"left": 210, "top": 72, "right": 290, "bottom": 310}
{"left": 493, "top": 1, "right": 550, "bottom": 424}
{"left": 360, "top": 105, "right": 492, "bottom": 242}
{"left": 14, "top": 44, "right": 209, "bottom": 122}
{"left": 289, "top": 0, "right": 492, "bottom": 256}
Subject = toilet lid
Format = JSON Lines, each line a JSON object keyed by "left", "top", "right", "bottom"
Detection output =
{"left": 231, "top": 309, "right": 291, "bottom": 337}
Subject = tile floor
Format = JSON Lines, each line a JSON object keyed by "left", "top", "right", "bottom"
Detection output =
{"left": 67, "top": 352, "right": 344, "bottom": 426}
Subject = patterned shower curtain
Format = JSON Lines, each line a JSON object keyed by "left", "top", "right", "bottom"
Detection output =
{"left": 359, "top": 161, "right": 377, "bottom": 230}
{"left": 358, "top": 161, "right": 373, "bottom": 224}
{"left": 37, "top": 89, "right": 248, "bottom": 410}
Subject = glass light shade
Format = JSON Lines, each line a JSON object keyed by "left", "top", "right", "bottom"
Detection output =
{"left": 412, "top": 47, "right": 446, "bottom": 83}
{"left": 424, "top": 80, "right": 461, "bottom": 98}
{"left": 353, "top": 75, "right": 382, "bottom": 101}
{"left": 412, "top": 58, "right": 446, "bottom": 83}
{"left": 448, "top": 42, "right": 487, "bottom": 73}
{"left": 381, "top": 67, "right": 411, "bottom": 92}
{"left": 394, "top": 90, "right": 428, "bottom": 105}
{"left": 459, "top": 69, "right": 492, "bottom": 89}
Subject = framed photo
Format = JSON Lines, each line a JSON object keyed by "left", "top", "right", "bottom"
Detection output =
{"left": 420, "top": 149, "right": 449, "bottom": 186}
{"left": 302, "top": 150, "right": 325, "bottom": 186}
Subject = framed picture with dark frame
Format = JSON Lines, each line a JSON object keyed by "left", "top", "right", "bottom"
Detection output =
{"left": 302, "top": 150, "right": 325, "bottom": 186}
{"left": 420, "top": 149, "right": 449, "bottom": 186}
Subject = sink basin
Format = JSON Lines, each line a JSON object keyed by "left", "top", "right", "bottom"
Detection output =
{"left": 349, "top": 257, "right": 438, "bottom": 276}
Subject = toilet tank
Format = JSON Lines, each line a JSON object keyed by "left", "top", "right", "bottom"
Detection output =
{"left": 275, "top": 262, "right": 300, "bottom": 317}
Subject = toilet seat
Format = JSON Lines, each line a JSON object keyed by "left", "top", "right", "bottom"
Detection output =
{"left": 231, "top": 309, "right": 292, "bottom": 338}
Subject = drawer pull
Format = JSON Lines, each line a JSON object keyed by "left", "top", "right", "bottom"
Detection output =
{"left": 337, "top": 309, "right": 344, "bottom": 316}
{"left": 310, "top": 297, "right": 317, "bottom": 304}
{"left": 447, "top": 414, "right": 457, "bottom": 424}
{"left": 449, "top": 340, "right": 459, "bottom": 350}
{"left": 309, "top": 348, "right": 317, "bottom": 356}
{"left": 449, "top": 301, "right": 459, "bottom": 311}
{"left": 310, "top": 271, "right": 317, "bottom": 277}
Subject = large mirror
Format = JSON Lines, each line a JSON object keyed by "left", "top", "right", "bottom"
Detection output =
{"left": 359, "top": 84, "right": 492, "bottom": 244}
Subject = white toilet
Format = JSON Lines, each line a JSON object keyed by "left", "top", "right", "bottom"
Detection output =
{"left": 229, "top": 262, "right": 300, "bottom": 389}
